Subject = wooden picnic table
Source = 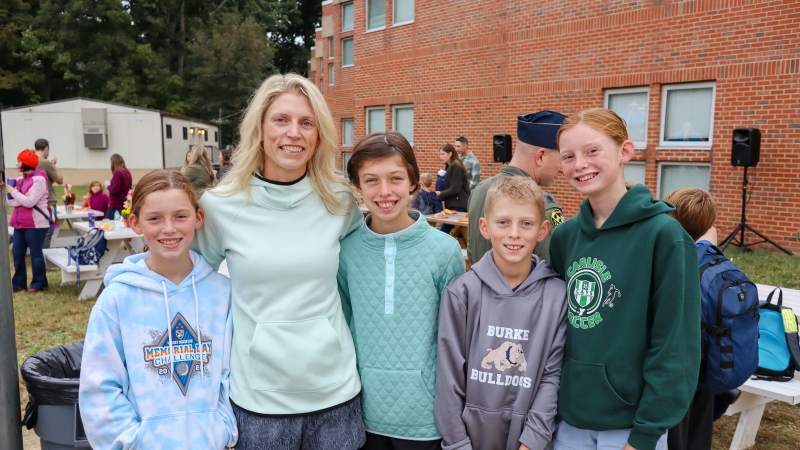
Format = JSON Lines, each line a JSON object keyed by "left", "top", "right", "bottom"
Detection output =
{"left": 425, "top": 211, "right": 469, "bottom": 248}
{"left": 50, "top": 205, "right": 105, "bottom": 247}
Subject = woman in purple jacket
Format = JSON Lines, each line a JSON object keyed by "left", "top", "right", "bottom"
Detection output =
{"left": 6, "top": 149, "right": 51, "bottom": 293}
{"left": 107, "top": 154, "right": 132, "bottom": 220}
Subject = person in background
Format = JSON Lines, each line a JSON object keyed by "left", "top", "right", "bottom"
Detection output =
{"left": 80, "top": 181, "right": 110, "bottom": 217}
{"left": 215, "top": 148, "right": 232, "bottom": 185}
{"left": 455, "top": 136, "right": 480, "bottom": 191}
{"left": 435, "top": 166, "right": 446, "bottom": 212}
{"left": 107, "top": 154, "right": 133, "bottom": 220}
{"left": 436, "top": 143, "right": 470, "bottom": 235}
{"left": 468, "top": 110, "right": 567, "bottom": 265}
{"left": 184, "top": 146, "right": 216, "bottom": 199}
{"left": 411, "top": 173, "right": 442, "bottom": 215}
{"left": 181, "top": 149, "right": 192, "bottom": 174}
{"left": 34, "top": 138, "right": 63, "bottom": 248}
{"left": 6, "top": 150, "right": 50, "bottom": 293}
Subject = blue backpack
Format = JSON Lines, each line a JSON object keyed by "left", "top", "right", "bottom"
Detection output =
{"left": 696, "top": 243, "right": 760, "bottom": 395}
{"left": 753, "top": 288, "right": 800, "bottom": 382}
{"left": 67, "top": 228, "right": 107, "bottom": 286}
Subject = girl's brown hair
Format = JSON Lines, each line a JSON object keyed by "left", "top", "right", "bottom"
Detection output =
{"left": 131, "top": 170, "right": 200, "bottom": 219}
{"left": 347, "top": 132, "right": 420, "bottom": 194}
{"left": 189, "top": 146, "right": 216, "bottom": 181}
{"left": 110, "top": 154, "right": 128, "bottom": 172}
{"left": 88, "top": 181, "right": 104, "bottom": 195}
{"left": 556, "top": 108, "right": 629, "bottom": 147}
{"left": 440, "top": 143, "right": 465, "bottom": 170}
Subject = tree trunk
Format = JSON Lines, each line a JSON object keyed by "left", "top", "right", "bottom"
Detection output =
{"left": 177, "top": 0, "right": 185, "bottom": 76}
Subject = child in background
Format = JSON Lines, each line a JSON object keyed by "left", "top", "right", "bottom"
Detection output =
{"left": 339, "top": 131, "right": 465, "bottom": 450}
{"left": 79, "top": 170, "right": 237, "bottom": 449}
{"left": 435, "top": 176, "right": 567, "bottom": 450}
{"left": 80, "top": 181, "right": 110, "bottom": 217}
{"left": 412, "top": 172, "right": 443, "bottom": 215}
{"left": 549, "top": 108, "right": 700, "bottom": 450}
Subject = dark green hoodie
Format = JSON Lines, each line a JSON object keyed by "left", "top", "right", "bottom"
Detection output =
{"left": 548, "top": 185, "right": 700, "bottom": 450}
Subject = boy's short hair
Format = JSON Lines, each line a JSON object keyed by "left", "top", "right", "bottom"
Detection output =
{"left": 664, "top": 188, "right": 717, "bottom": 241}
{"left": 484, "top": 176, "right": 545, "bottom": 220}
{"left": 455, "top": 136, "right": 468, "bottom": 146}
{"left": 419, "top": 172, "right": 435, "bottom": 188}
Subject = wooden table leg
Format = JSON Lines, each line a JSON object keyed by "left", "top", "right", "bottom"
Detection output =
{"left": 729, "top": 402, "right": 768, "bottom": 450}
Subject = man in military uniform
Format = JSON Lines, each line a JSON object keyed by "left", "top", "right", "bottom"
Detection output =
{"left": 467, "top": 110, "right": 567, "bottom": 265}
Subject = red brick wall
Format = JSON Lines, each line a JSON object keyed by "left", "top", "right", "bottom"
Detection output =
{"left": 312, "top": 0, "right": 800, "bottom": 251}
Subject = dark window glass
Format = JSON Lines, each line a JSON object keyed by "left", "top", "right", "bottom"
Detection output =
{"left": 166, "top": 124, "right": 173, "bottom": 139}
{"left": 183, "top": 127, "right": 188, "bottom": 140}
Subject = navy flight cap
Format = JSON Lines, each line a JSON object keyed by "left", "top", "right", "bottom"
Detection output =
{"left": 517, "top": 110, "right": 568, "bottom": 149}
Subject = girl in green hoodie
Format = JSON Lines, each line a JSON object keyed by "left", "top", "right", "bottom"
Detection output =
{"left": 338, "top": 132, "right": 465, "bottom": 450}
{"left": 549, "top": 108, "right": 701, "bottom": 450}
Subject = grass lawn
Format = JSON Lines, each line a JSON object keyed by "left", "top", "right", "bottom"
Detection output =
{"left": 5, "top": 245, "right": 800, "bottom": 448}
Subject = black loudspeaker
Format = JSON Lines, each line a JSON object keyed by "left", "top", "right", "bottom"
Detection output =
{"left": 732, "top": 128, "right": 760, "bottom": 167}
{"left": 493, "top": 134, "right": 512, "bottom": 163}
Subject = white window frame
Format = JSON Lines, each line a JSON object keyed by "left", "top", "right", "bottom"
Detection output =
{"left": 366, "top": 107, "right": 386, "bottom": 134}
{"left": 366, "top": 0, "right": 386, "bottom": 32}
{"left": 392, "top": 104, "right": 414, "bottom": 145}
{"left": 659, "top": 81, "right": 716, "bottom": 149}
{"left": 342, "top": 119, "right": 354, "bottom": 147}
{"left": 604, "top": 86, "right": 649, "bottom": 150}
{"left": 392, "top": 0, "right": 414, "bottom": 26}
{"left": 623, "top": 161, "right": 647, "bottom": 186}
{"left": 341, "top": 38, "right": 354, "bottom": 67}
{"left": 328, "top": 64, "right": 334, "bottom": 85}
{"left": 341, "top": 2, "right": 354, "bottom": 32}
{"left": 328, "top": 37, "right": 334, "bottom": 59}
{"left": 656, "top": 162, "right": 711, "bottom": 199}
{"left": 342, "top": 151, "right": 353, "bottom": 180}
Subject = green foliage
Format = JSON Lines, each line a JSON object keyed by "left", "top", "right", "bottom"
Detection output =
{"left": 0, "top": 0, "right": 315, "bottom": 127}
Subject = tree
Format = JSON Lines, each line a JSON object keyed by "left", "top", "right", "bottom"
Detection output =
{"left": 0, "top": 0, "right": 32, "bottom": 108}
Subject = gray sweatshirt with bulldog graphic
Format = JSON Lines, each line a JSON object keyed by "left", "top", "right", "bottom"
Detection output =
{"left": 435, "top": 251, "right": 567, "bottom": 450}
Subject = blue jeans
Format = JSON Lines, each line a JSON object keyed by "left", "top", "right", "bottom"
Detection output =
{"left": 12, "top": 228, "right": 49, "bottom": 291}
{"left": 553, "top": 419, "right": 668, "bottom": 450}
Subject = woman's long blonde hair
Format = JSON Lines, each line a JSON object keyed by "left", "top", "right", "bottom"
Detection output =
{"left": 211, "top": 73, "right": 349, "bottom": 215}
{"left": 189, "top": 145, "right": 216, "bottom": 181}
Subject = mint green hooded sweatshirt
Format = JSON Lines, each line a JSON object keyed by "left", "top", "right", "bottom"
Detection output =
{"left": 338, "top": 212, "right": 465, "bottom": 439}
{"left": 548, "top": 185, "right": 701, "bottom": 450}
{"left": 192, "top": 174, "right": 363, "bottom": 415}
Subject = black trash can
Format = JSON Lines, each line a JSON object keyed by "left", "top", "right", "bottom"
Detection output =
{"left": 20, "top": 341, "right": 91, "bottom": 449}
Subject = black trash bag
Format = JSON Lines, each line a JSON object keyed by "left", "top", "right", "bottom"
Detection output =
{"left": 20, "top": 340, "right": 84, "bottom": 429}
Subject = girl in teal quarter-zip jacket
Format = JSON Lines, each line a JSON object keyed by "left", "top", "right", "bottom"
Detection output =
{"left": 338, "top": 132, "right": 466, "bottom": 450}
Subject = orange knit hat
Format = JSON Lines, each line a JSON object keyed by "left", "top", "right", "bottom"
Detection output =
{"left": 17, "top": 149, "right": 39, "bottom": 169}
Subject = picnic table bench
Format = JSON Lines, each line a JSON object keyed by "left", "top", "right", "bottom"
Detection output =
{"left": 724, "top": 284, "right": 800, "bottom": 450}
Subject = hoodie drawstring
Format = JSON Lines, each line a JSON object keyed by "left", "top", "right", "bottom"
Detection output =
{"left": 191, "top": 275, "right": 205, "bottom": 386}
{"left": 161, "top": 280, "right": 174, "bottom": 375}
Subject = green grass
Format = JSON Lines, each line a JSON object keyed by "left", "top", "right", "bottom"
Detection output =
{"left": 6, "top": 246, "right": 800, "bottom": 448}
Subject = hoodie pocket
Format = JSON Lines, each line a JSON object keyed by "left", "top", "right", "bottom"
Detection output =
{"left": 248, "top": 318, "right": 344, "bottom": 392}
{"left": 132, "top": 411, "right": 229, "bottom": 449}
{"left": 360, "top": 368, "right": 435, "bottom": 428}
{"left": 558, "top": 358, "right": 635, "bottom": 428}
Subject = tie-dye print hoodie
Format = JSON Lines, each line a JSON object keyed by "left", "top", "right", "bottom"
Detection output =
{"left": 79, "top": 251, "right": 237, "bottom": 449}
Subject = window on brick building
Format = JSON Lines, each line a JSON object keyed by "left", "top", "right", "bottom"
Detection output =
{"left": 624, "top": 162, "right": 646, "bottom": 185}
{"left": 660, "top": 82, "right": 716, "bottom": 149}
{"left": 329, "top": 64, "right": 334, "bottom": 85}
{"left": 342, "top": 119, "right": 354, "bottom": 147}
{"left": 392, "top": 105, "right": 414, "bottom": 144}
{"left": 342, "top": 151, "right": 353, "bottom": 180}
{"left": 393, "top": 0, "right": 414, "bottom": 25}
{"left": 342, "top": 2, "right": 354, "bottom": 31}
{"left": 367, "top": 107, "right": 386, "bottom": 134}
{"left": 657, "top": 162, "right": 710, "bottom": 199}
{"left": 605, "top": 87, "right": 648, "bottom": 149}
{"left": 328, "top": 37, "right": 334, "bottom": 58}
{"left": 367, "top": 0, "right": 386, "bottom": 31}
{"left": 342, "top": 38, "right": 354, "bottom": 66}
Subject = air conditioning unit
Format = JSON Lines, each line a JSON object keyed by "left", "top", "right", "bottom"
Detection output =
{"left": 82, "top": 108, "right": 108, "bottom": 148}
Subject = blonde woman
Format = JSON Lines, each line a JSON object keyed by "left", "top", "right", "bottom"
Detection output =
{"left": 191, "top": 74, "right": 364, "bottom": 449}
{"left": 184, "top": 146, "right": 216, "bottom": 198}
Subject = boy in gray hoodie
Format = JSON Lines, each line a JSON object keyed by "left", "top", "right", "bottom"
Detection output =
{"left": 435, "top": 176, "right": 568, "bottom": 450}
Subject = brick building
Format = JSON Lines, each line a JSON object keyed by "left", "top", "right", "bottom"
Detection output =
{"left": 310, "top": 0, "right": 800, "bottom": 252}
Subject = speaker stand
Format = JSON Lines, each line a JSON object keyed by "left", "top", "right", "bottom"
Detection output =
{"left": 721, "top": 166, "right": 793, "bottom": 255}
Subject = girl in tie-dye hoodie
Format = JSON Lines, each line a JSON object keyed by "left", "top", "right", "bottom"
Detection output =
{"left": 79, "top": 170, "right": 237, "bottom": 449}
